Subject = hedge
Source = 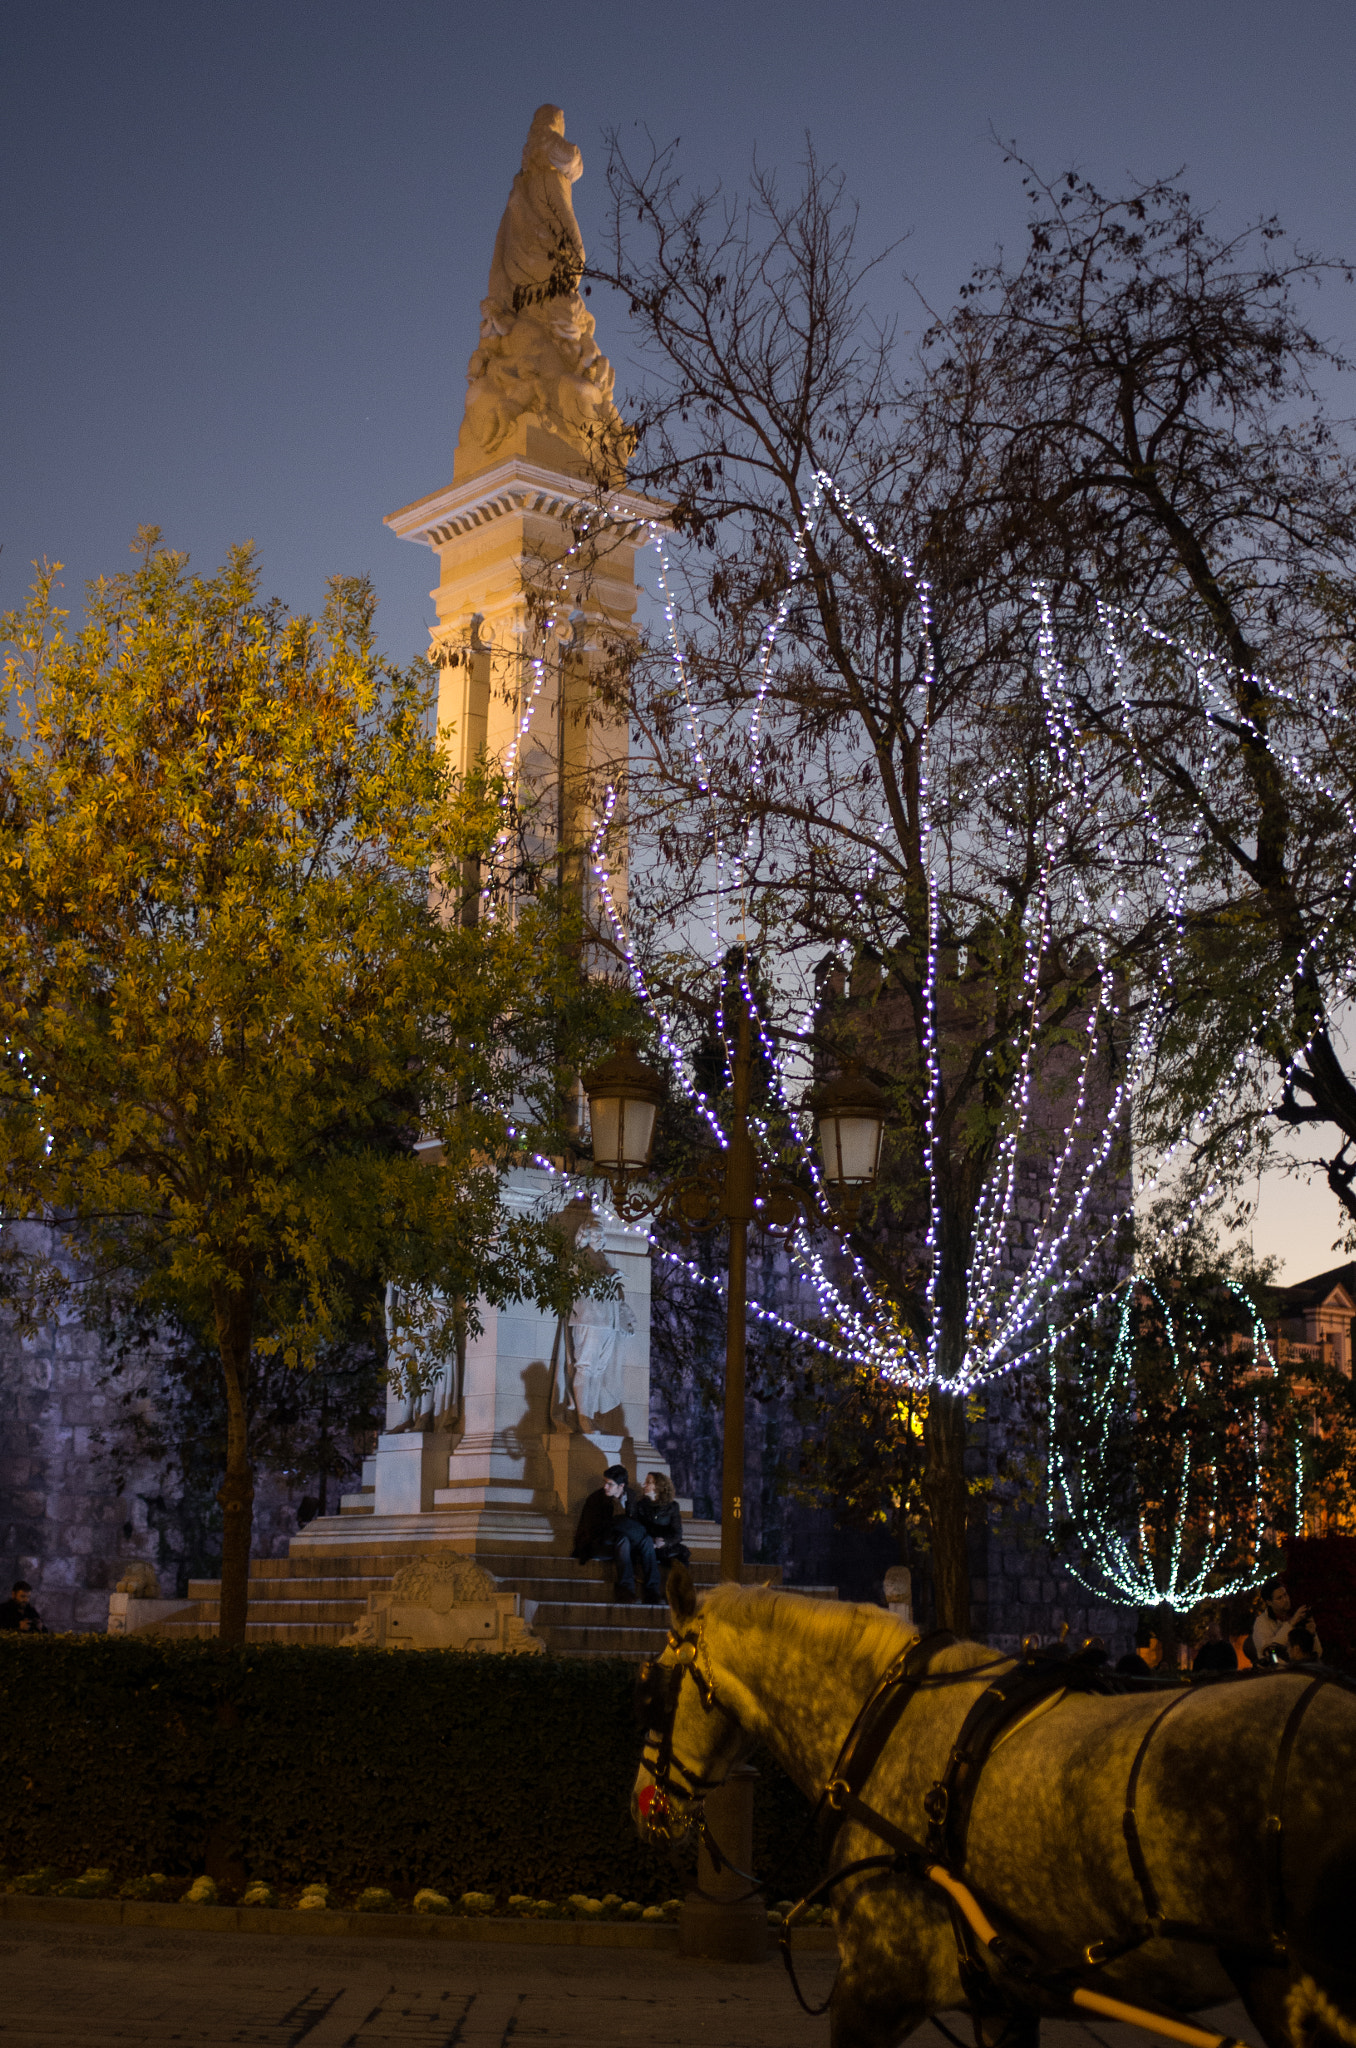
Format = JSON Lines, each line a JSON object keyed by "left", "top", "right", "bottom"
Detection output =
{"left": 0, "top": 1638, "right": 818, "bottom": 1901}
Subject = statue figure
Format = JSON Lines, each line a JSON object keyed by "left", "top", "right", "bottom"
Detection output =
{"left": 384, "top": 1280, "right": 464, "bottom": 1433}
{"left": 485, "top": 103, "right": 586, "bottom": 315}
{"left": 568, "top": 1289, "right": 636, "bottom": 1427}
{"left": 547, "top": 1198, "right": 634, "bottom": 1431}
{"left": 457, "top": 104, "right": 629, "bottom": 479}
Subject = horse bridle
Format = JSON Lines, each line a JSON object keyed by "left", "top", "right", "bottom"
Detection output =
{"left": 636, "top": 1618, "right": 733, "bottom": 1840}
{"left": 634, "top": 1613, "right": 753, "bottom": 1859}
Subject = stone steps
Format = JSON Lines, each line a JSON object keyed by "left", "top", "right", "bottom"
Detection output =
{"left": 156, "top": 1548, "right": 835, "bottom": 1655}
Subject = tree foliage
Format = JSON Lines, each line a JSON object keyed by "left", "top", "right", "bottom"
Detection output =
{"left": 0, "top": 535, "right": 625, "bottom": 1636}
{"left": 94, "top": 1291, "right": 386, "bottom": 1593}
{"left": 586, "top": 140, "right": 1356, "bottom": 1631}
{"left": 591, "top": 145, "right": 1167, "bottom": 1631}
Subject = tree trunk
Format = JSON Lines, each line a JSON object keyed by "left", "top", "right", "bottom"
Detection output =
{"left": 925, "top": 1389, "right": 971, "bottom": 1637}
{"left": 1152, "top": 1600, "right": 1181, "bottom": 1675}
{"left": 213, "top": 1285, "right": 255, "bottom": 1647}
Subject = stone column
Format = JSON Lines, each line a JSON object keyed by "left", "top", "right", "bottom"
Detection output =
{"left": 356, "top": 458, "right": 669, "bottom": 1553}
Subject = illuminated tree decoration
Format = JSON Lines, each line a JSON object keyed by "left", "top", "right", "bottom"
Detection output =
{"left": 1045, "top": 1275, "right": 1280, "bottom": 1615}
{"left": 584, "top": 473, "right": 1220, "bottom": 1397}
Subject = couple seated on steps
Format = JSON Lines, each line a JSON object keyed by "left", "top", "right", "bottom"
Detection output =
{"left": 570, "top": 1467, "right": 690, "bottom": 1605}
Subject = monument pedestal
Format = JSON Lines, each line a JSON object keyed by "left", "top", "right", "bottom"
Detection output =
{"left": 322, "top": 1171, "right": 673, "bottom": 1558}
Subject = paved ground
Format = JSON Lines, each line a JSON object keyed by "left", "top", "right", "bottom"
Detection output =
{"left": 0, "top": 1921, "right": 1266, "bottom": 2048}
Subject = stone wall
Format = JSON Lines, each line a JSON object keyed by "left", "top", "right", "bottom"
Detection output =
{"left": 0, "top": 1309, "right": 133, "bottom": 1631}
{"left": 0, "top": 1308, "right": 317, "bottom": 1630}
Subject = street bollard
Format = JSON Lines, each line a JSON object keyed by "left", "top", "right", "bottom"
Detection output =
{"left": 678, "top": 1762, "right": 767, "bottom": 1962}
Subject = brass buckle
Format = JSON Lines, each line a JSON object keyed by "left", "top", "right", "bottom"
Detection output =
{"left": 826, "top": 1778, "right": 850, "bottom": 1811}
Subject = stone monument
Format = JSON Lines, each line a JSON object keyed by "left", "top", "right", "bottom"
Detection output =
{"left": 296, "top": 105, "right": 681, "bottom": 1561}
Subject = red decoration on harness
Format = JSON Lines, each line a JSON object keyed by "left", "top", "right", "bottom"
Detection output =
{"left": 637, "top": 1783, "right": 670, "bottom": 1835}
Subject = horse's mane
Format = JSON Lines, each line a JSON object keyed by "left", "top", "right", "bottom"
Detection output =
{"left": 697, "top": 1582, "right": 997, "bottom": 1683}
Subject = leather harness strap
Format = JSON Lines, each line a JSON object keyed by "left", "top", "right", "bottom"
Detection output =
{"left": 923, "top": 1659, "right": 1093, "bottom": 1871}
{"left": 1120, "top": 1687, "right": 1196, "bottom": 1925}
{"left": 1264, "top": 1674, "right": 1328, "bottom": 1946}
{"left": 815, "top": 1630, "right": 958, "bottom": 1857}
{"left": 785, "top": 1653, "right": 1351, "bottom": 2026}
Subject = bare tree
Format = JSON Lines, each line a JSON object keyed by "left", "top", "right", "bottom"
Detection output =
{"left": 923, "top": 160, "right": 1356, "bottom": 1234}
{"left": 589, "top": 145, "right": 1178, "bottom": 1632}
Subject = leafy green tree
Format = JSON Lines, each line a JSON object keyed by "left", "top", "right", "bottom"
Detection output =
{"left": 94, "top": 1295, "right": 386, "bottom": 1592}
{"left": 784, "top": 1363, "right": 930, "bottom": 1565}
{"left": 0, "top": 535, "right": 623, "bottom": 1640}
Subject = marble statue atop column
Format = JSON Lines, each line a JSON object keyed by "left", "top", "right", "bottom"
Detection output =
{"left": 456, "top": 104, "right": 629, "bottom": 482}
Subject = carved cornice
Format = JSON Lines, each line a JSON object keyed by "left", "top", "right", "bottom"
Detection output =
{"left": 385, "top": 460, "right": 666, "bottom": 550}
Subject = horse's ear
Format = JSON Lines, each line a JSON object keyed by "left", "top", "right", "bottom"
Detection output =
{"left": 667, "top": 1562, "right": 697, "bottom": 1622}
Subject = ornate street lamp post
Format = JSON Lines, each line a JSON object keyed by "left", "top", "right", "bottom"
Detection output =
{"left": 582, "top": 1001, "right": 886, "bottom": 1583}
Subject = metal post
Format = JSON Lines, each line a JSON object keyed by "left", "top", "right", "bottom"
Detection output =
{"left": 677, "top": 1764, "right": 766, "bottom": 1962}
{"left": 720, "top": 995, "right": 754, "bottom": 1585}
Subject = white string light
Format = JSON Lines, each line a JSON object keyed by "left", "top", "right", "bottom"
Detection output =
{"left": 578, "top": 472, "right": 1348, "bottom": 1412}
{"left": 1045, "top": 1278, "right": 1278, "bottom": 1613}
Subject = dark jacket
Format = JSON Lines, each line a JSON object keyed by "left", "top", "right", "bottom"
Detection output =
{"left": 0, "top": 1598, "right": 43, "bottom": 1633}
{"left": 1191, "top": 1638, "right": 1237, "bottom": 1675}
{"left": 571, "top": 1488, "right": 617, "bottom": 1562}
{"left": 639, "top": 1497, "right": 684, "bottom": 1553}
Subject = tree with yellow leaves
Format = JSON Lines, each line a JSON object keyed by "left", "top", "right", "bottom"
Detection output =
{"left": 0, "top": 533, "right": 626, "bottom": 1641}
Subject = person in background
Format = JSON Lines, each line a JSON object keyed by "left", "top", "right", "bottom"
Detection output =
{"left": 1252, "top": 1579, "right": 1322, "bottom": 1666}
{"left": 1115, "top": 1621, "right": 1164, "bottom": 1677}
{"left": 1223, "top": 1595, "right": 1258, "bottom": 1669}
{"left": 640, "top": 1472, "right": 690, "bottom": 1573}
{"left": 0, "top": 1581, "right": 46, "bottom": 1633}
{"left": 1191, "top": 1610, "right": 1238, "bottom": 1676}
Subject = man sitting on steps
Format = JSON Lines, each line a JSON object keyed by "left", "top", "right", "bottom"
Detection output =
{"left": 570, "top": 1465, "right": 663, "bottom": 1604}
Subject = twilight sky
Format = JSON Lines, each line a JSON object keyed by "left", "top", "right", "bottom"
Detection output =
{"left": 4, "top": 0, "right": 1354, "bottom": 1279}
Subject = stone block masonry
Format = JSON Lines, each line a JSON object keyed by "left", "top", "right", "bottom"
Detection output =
{"left": 0, "top": 1305, "right": 308, "bottom": 1632}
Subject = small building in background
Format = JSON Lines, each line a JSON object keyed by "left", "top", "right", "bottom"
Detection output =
{"left": 1273, "top": 1263, "right": 1356, "bottom": 1375}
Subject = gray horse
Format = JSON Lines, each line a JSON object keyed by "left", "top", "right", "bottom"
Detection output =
{"left": 633, "top": 1571, "right": 1356, "bottom": 2048}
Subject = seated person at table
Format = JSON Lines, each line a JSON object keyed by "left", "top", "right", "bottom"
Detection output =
{"left": 571, "top": 1466, "right": 662, "bottom": 1603}
{"left": 640, "top": 1471, "right": 690, "bottom": 1571}
{"left": 1252, "top": 1578, "right": 1322, "bottom": 1666}
{"left": 1190, "top": 1609, "right": 1239, "bottom": 1675}
{"left": 0, "top": 1580, "right": 46, "bottom": 1633}
{"left": 1115, "top": 1621, "right": 1164, "bottom": 1677}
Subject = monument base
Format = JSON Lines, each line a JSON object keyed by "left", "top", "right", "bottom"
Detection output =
{"left": 292, "top": 1499, "right": 722, "bottom": 1562}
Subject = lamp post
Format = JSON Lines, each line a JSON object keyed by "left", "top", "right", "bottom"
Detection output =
{"left": 581, "top": 1001, "right": 886, "bottom": 1584}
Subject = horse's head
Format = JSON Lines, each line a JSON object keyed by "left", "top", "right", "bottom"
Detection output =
{"left": 632, "top": 1564, "right": 755, "bottom": 1846}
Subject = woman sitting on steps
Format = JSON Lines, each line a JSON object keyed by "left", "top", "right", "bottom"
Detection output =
{"left": 640, "top": 1472, "right": 690, "bottom": 1575}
